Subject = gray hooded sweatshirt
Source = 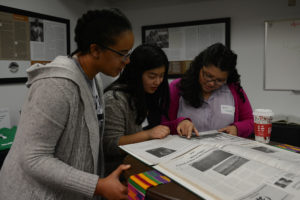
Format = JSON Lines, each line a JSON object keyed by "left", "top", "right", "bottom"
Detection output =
{"left": 0, "top": 56, "right": 105, "bottom": 200}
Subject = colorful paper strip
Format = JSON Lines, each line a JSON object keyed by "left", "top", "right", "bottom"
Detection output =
{"left": 128, "top": 170, "right": 171, "bottom": 200}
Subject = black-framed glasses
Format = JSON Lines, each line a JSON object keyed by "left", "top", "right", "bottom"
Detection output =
{"left": 201, "top": 68, "right": 227, "bottom": 86}
{"left": 99, "top": 45, "right": 131, "bottom": 62}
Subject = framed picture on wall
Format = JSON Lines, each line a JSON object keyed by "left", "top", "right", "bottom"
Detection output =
{"left": 142, "top": 18, "right": 230, "bottom": 78}
{"left": 0, "top": 5, "right": 70, "bottom": 84}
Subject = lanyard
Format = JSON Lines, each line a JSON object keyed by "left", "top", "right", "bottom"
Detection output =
{"left": 72, "top": 56, "right": 103, "bottom": 123}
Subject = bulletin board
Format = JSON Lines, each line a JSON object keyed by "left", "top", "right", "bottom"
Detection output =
{"left": 0, "top": 5, "right": 70, "bottom": 84}
{"left": 264, "top": 19, "right": 300, "bottom": 91}
{"left": 142, "top": 18, "right": 230, "bottom": 78}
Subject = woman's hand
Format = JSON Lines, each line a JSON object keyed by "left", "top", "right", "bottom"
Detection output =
{"left": 95, "top": 164, "right": 130, "bottom": 200}
{"left": 118, "top": 125, "right": 170, "bottom": 146}
{"left": 177, "top": 120, "right": 199, "bottom": 139}
{"left": 148, "top": 125, "right": 170, "bottom": 139}
{"left": 218, "top": 125, "right": 238, "bottom": 136}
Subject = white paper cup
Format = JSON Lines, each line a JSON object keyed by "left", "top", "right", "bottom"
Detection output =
{"left": 253, "top": 109, "right": 274, "bottom": 143}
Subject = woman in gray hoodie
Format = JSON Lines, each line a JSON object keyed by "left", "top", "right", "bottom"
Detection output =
{"left": 0, "top": 8, "right": 134, "bottom": 200}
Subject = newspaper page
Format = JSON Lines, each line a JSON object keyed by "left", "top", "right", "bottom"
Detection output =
{"left": 190, "top": 133, "right": 300, "bottom": 172}
{"left": 119, "top": 131, "right": 257, "bottom": 166}
{"left": 145, "top": 23, "right": 226, "bottom": 62}
{"left": 119, "top": 135, "right": 200, "bottom": 165}
{"left": 0, "top": 11, "right": 30, "bottom": 60}
{"left": 0, "top": 12, "right": 31, "bottom": 79}
{"left": 119, "top": 130, "right": 221, "bottom": 165}
{"left": 190, "top": 132, "right": 254, "bottom": 147}
{"left": 0, "top": 107, "right": 11, "bottom": 129}
{"left": 155, "top": 144, "right": 300, "bottom": 200}
{"left": 222, "top": 143, "right": 300, "bottom": 174}
{"left": 30, "top": 18, "right": 67, "bottom": 61}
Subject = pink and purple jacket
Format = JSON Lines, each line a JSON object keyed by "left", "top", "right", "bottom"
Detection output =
{"left": 161, "top": 78, "right": 254, "bottom": 138}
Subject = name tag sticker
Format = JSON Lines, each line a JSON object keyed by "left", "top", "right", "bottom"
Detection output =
{"left": 221, "top": 105, "right": 235, "bottom": 115}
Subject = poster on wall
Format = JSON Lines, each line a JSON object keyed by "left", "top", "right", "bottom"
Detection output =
{"left": 142, "top": 18, "right": 230, "bottom": 78}
{"left": 0, "top": 5, "right": 70, "bottom": 83}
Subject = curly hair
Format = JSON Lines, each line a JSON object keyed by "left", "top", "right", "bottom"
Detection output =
{"left": 105, "top": 44, "right": 170, "bottom": 128}
{"left": 71, "top": 8, "right": 132, "bottom": 56}
{"left": 179, "top": 43, "right": 245, "bottom": 108}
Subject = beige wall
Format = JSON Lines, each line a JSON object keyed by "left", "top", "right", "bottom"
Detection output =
{"left": 0, "top": 0, "right": 108, "bottom": 125}
{"left": 118, "top": 0, "right": 300, "bottom": 119}
{"left": 1, "top": 0, "right": 300, "bottom": 126}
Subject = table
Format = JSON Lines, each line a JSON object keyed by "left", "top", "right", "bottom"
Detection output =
{"left": 122, "top": 141, "right": 298, "bottom": 200}
{"left": 123, "top": 155, "right": 203, "bottom": 200}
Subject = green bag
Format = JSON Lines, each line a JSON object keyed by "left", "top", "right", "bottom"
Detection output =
{"left": 0, "top": 126, "right": 17, "bottom": 151}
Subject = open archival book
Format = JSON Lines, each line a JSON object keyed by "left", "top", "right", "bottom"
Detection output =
{"left": 120, "top": 131, "right": 300, "bottom": 200}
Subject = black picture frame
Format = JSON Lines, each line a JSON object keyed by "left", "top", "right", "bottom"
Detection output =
{"left": 0, "top": 5, "right": 70, "bottom": 84}
{"left": 142, "top": 18, "right": 230, "bottom": 78}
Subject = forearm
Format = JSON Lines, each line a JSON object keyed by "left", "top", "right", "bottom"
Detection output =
{"left": 118, "top": 130, "right": 150, "bottom": 145}
{"left": 234, "top": 119, "right": 254, "bottom": 138}
{"left": 20, "top": 117, "right": 99, "bottom": 198}
{"left": 22, "top": 153, "right": 99, "bottom": 197}
{"left": 235, "top": 87, "right": 254, "bottom": 138}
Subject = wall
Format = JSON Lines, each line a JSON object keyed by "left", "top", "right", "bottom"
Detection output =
{"left": 0, "top": 0, "right": 109, "bottom": 126}
{"left": 1, "top": 0, "right": 300, "bottom": 126}
{"left": 112, "top": 0, "right": 300, "bottom": 119}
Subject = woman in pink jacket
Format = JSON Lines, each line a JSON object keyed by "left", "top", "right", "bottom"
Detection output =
{"left": 165, "top": 43, "right": 254, "bottom": 138}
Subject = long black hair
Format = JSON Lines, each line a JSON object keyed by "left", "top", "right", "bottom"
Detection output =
{"left": 179, "top": 43, "right": 245, "bottom": 108}
{"left": 105, "top": 44, "right": 170, "bottom": 128}
{"left": 71, "top": 8, "right": 132, "bottom": 56}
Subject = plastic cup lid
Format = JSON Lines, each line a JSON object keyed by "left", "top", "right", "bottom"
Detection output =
{"left": 253, "top": 109, "right": 274, "bottom": 117}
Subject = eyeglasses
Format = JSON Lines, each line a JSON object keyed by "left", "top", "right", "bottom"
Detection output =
{"left": 201, "top": 68, "right": 227, "bottom": 86}
{"left": 98, "top": 45, "right": 131, "bottom": 62}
